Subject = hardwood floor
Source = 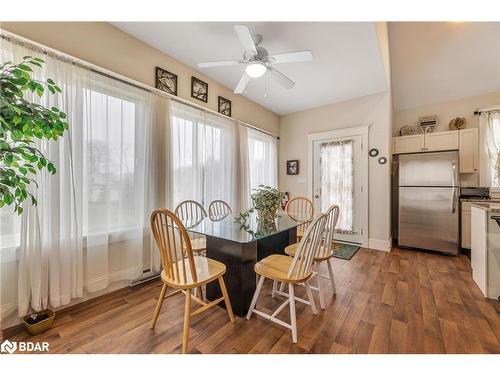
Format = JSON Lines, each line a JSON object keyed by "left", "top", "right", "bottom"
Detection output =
{"left": 6, "top": 247, "right": 500, "bottom": 354}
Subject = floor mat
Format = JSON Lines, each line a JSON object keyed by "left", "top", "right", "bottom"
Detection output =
{"left": 332, "top": 242, "right": 360, "bottom": 260}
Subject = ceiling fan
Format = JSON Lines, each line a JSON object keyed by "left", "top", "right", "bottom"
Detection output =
{"left": 197, "top": 25, "right": 313, "bottom": 94}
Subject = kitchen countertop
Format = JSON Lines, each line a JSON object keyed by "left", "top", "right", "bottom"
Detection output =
{"left": 460, "top": 198, "right": 500, "bottom": 203}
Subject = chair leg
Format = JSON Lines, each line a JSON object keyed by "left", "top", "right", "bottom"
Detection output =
{"left": 288, "top": 283, "right": 298, "bottom": 343}
{"left": 272, "top": 280, "right": 277, "bottom": 298}
{"left": 304, "top": 281, "right": 317, "bottom": 315}
{"left": 279, "top": 281, "right": 285, "bottom": 293}
{"left": 197, "top": 286, "right": 204, "bottom": 302}
{"left": 246, "top": 275, "right": 265, "bottom": 320}
{"left": 326, "top": 259, "right": 336, "bottom": 295}
{"left": 316, "top": 262, "right": 325, "bottom": 309}
{"left": 182, "top": 289, "right": 192, "bottom": 354}
{"left": 218, "top": 276, "right": 235, "bottom": 323}
{"left": 151, "top": 282, "right": 167, "bottom": 329}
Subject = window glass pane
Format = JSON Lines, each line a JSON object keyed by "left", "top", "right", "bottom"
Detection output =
{"left": 83, "top": 89, "right": 136, "bottom": 234}
{"left": 248, "top": 129, "right": 278, "bottom": 191}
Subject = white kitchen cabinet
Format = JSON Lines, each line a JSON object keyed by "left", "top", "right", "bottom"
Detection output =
{"left": 424, "top": 130, "right": 459, "bottom": 151}
{"left": 471, "top": 205, "right": 488, "bottom": 297}
{"left": 393, "top": 134, "right": 425, "bottom": 154}
{"left": 461, "top": 202, "right": 471, "bottom": 249}
{"left": 459, "top": 128, "right": 479, "bottom": 173}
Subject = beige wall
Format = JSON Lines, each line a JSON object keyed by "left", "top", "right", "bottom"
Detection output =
{"left": 279, "top": 91, "right": 392, "bottom": 250}
{"left": 393, "top": 91, "right": 500, "bottom": 135}
{"left": 0, "top": 22, "right": 279, "bottom": 134}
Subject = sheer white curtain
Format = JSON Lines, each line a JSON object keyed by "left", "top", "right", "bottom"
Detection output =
{"left": 319, "top": 140, "right": 354, "bottom": 233}
{"left": 0, "top": 37, "right": 169, "bottom": 318}
{"left": 170, "top": 101, "right": 237, "bottom": 210}
{"left": 247, "top": 127, "right": 278, "bottom": 191}
{"left": 479, "top": 111, "right": 500, "bottom": 188}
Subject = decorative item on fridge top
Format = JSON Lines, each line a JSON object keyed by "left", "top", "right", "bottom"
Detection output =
{"left": 218, "top": 96, "right": 231, "bottom": 117}
{"left": 286, "top": 160, "right": 299, "bottom": 175}
{"left": 155, "top": 67, "right": 178, "bottom": 96}
{"left": 191, "top": 76, "right": 208, "bottom": 102}
{"left": 398, "top": 125, "right": 414, "bottom": 136}
{"left": 418, "top": 115, "right": 437, "bottom": 133}
{"left": 449, "top": 117, "right": 467, "bottom": 130}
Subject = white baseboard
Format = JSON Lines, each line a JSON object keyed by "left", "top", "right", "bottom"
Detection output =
{"left": 368, "top": 238, "right": 392, "bottom": 252}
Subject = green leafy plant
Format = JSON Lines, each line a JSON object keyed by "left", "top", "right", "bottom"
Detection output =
{"left": 235, "top": 185, "right": 281, "bottom": 233}
{"left": 0, "top": 56, "right": 68, "bottom": 214}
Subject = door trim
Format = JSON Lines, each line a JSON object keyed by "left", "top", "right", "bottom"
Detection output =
{"left": 307, "top": 125, "right": 370, "bottom": 248}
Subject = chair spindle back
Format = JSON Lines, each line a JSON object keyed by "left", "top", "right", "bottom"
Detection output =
{"left": 317, "top": 205, "right": 340, "bottom": 259}
{"left": 208, "top": 200, "right": 232, "bottom": 221}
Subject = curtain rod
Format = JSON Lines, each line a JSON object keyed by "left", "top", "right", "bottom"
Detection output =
{"left": 473, "top": 105, "right": 500, "bottom": 115}
{"left": 0, "top": 29, "right": 279, "bottom": 140}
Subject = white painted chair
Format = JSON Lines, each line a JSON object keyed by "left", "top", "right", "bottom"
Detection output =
{"left": 246, "top": 213, "right": 328, "bottom": 343}
{"left": 283, "top": 205, "right": 340, "bottom": 309}
{"left": 208, "top": 200, "right": 232, "bottom": 221}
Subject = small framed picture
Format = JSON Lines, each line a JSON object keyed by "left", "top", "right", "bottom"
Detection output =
{"left": 191, "top": 76, "right": 208, "bottom": 103}
{"left": 218, "top": 96, "right": 231, "bottom": 117}
{"left": 155, "top": 67, "right": 177, "bottom": 96}
{"left": 286, "top": 160, "right": 299, "bottom": 175}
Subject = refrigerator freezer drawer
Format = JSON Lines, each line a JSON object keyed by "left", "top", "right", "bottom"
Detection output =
{"left": 398, "top": 186, "right": 459, "bottom": 254}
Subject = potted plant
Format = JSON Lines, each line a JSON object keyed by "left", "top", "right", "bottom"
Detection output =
{"left": 235, "top": 185, "right": 281, "bottom": 236}
{"left": 1, "top": 56, "right": 69, "bottom": 335}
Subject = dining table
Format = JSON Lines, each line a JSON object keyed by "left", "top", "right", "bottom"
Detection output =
{"left": 184, "top": 212, "right": 302, "bottom": 317}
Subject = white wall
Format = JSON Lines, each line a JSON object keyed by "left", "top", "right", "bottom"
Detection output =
{"left": 279, "top": 91, "right": 392, "bottom": 251}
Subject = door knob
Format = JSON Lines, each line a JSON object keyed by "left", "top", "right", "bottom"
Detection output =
{"left": 314, "top": 194, "right": 320, "bottom": 198}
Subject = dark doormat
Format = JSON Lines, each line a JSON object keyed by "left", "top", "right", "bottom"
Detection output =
{"left": 332, "top": 242, "right": 360, "bottom": 260}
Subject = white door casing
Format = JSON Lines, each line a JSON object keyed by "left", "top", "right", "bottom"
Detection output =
{"left": 308, "top": 125, "right": 369, "bottom": 247}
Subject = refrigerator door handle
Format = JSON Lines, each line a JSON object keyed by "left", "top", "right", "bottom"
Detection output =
{"left": 452, "top": 160, "right": 457, "bottom": 186}
{"left": 451, "top": 188, "right": 457, "bottom": 213}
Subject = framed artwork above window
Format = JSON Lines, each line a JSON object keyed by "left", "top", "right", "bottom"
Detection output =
{"left": 191, "top": 76, "right": 208, "bottom": 103}
{"left": 155, "top": 67, "right": 177, "bottom": 96}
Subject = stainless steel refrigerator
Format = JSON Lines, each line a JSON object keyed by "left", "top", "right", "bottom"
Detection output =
{"left": 398, "top": 151, "right": 459, "bottom": 255}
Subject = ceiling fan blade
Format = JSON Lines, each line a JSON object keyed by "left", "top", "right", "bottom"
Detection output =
{"left": 268, "top": 67, "right": 295, "bottom": 90}
{"left": 268, "top": 50, "right": 313, "bottom": 64}
{"left": 198, "top": 60, "right": 245, "bottom": 68}
{"left": 234, "top": 73, "right": 251, "bottom": 94}
{"left": 233, "top": 25, "right": 258, "bottom": 55}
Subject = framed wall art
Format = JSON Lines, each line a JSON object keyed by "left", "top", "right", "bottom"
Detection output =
{"left": 155, "top": 67, "right": 177, "bottom": 96}
{"left": 286, "top": 160, "right": 299, "bottom": 175}
{"left": 191, "top": 76, "right": 208, "bottom": 103}
{"left": 218, "top": 96, "right": 231, "bottom": 117}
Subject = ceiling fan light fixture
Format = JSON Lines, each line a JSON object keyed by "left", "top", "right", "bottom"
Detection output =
{"left": 245, "top": 61, "right": 266, "bottom": 78}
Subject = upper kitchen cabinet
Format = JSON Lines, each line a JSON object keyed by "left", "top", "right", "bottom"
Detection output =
{"left": 459, "top": 128, "right": 479, "bottom": 173}
{"left": 392, "top": 130, "right": 458, "bottom": 154}
{"left": 424, "top": 130, "right": 459, "bottom": 151}
{"left": 393, "top": 134, "right": 425, "bottom": 154}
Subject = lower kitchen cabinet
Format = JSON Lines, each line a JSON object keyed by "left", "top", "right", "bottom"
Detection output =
{"left": 461, "top": 202, "right": 471, "bottom": 249}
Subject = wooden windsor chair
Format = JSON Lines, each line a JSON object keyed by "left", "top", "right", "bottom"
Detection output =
{"left": 285, "top": 196, "right": 314, "bottom": 242}
{"left": 283, "top": 204, "right": 340, "bottom": 309}
{"left": 246, "top": 213, "right": 328, "bottom": 343}
{"left": 208, "top": 200, "right": 232, "bottom": 221}
{"left": 174, "top": 200, "right": 208, "bottom": 254}
{"left": 149, "top": 209, "right": 234, "bottom": 354}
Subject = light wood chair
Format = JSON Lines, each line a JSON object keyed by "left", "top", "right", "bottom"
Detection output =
{"left": 150, "top": 209, "right": 234, "bottom": 354}
{"left": 208, "top": 200, "right": 232, "bottom": 221}
{"left": 285, "top": 196, "right": 314, "bottom": 241}
{"left": 246, "top": 213, "right": 328, "bottom": 343}
{"left": 175, "top": 200, "right": 208, "bottom": 254}
{"left": 283, "top": 205, "right": 340, "bottom": 309}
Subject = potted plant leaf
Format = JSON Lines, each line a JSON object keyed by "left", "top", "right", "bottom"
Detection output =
{"left": 235, "top": 185, "right": 281, "bottom": 236}
{"left": 1, "top": 56, "right": 69, "bottom": 335}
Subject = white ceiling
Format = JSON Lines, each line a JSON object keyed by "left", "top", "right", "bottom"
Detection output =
{"left": 389, "top": 22, "right": 500, "bottom": 111}
{"left": 112, "top": 22, "right": 388, "bottom": 115}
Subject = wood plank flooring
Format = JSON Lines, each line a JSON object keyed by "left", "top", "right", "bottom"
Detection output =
{"left": 6, "top": 247, "right": 500, "bottom": 353}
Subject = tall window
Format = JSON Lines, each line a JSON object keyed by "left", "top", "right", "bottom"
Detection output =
{"left": 481, "top": 111, "right": 500, "bottom": 188}
{"left": 247, "top": 128, "right": 278, "bottom": 191}
{"left": 489, "top": 115, "right": 500, "bottom": 188}
{"left": 82, "top": 87, "right": 139, "bottom": 234}
{"left": 171, "top": 102, "right": 236, "bottom": 209}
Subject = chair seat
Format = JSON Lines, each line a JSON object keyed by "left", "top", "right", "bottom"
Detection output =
{"left": 254, "top": 254, "right": 312, "bottom": 284}
{"left": 161, "top": 256, "right": 225, "bottom": 288}
{"left": 284, "top": 243, "right": 334, "bottom": 261}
